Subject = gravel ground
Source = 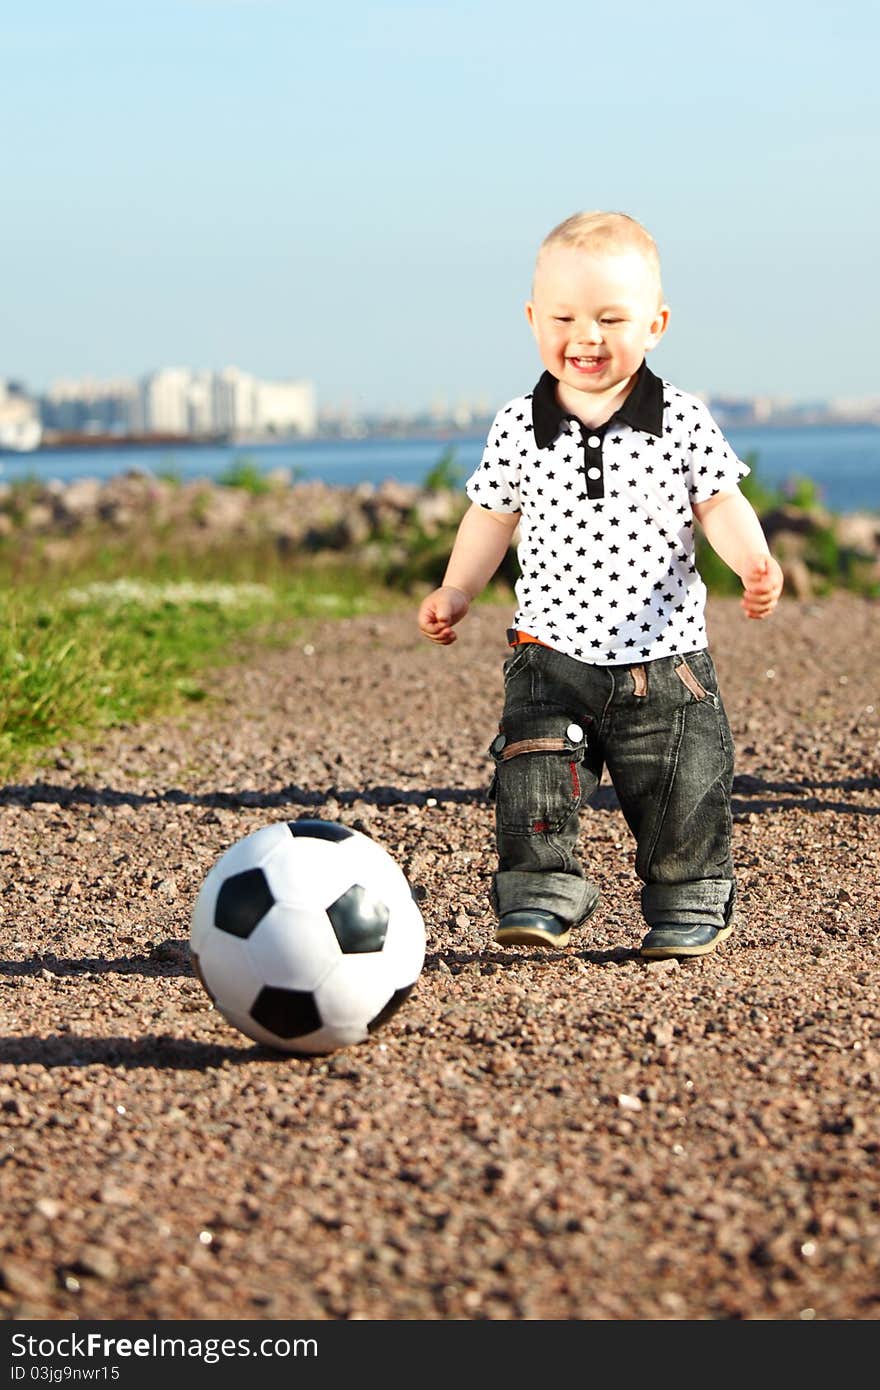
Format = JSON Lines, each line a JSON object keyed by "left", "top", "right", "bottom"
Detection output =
{"left": 1, "top": 592, "right": 878, "bottom": 1322}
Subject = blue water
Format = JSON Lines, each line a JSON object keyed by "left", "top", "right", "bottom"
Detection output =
{"left": 2, "top": 425, "right": 878, "bottom": 514}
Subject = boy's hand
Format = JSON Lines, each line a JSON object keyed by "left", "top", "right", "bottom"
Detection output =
{"left": 740, "top": 554, "right": 784, "bottom": 619}
{"left": 417, "top": 586, "right": 470, "bottom": 644}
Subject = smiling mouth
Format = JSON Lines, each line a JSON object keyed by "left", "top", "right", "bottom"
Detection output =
{"left": 568, "top": 356, "right": 607, "bottom": 371}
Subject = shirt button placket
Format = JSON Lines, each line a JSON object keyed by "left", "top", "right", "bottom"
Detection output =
{"left": 580, "top": 426, "right": 605, "bottom": 499}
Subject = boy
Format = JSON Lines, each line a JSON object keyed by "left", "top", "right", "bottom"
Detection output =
{"left": 417, "top": 211, "right": 783, "bottom": 960}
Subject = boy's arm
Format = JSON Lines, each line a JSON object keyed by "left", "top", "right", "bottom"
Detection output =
{"left": 692, "top": 489, "right": 784, "bottom": 619}
{"left": 418, "top": 502, "right": 520, "bottom": 645}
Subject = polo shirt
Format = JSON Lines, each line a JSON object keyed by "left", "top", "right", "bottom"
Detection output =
{"left": 465, "top": 362, "right": 749, "bottom": 665}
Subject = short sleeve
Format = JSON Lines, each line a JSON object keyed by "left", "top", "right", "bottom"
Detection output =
{"left": 465, "top": 408, "right": 522, "bottom": 513}
{"left": 686, "top": 399, "right": 750, "bottom": 504}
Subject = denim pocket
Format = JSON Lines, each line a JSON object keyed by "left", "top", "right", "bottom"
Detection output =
{"left": 674, "top": 657, "right": 713, "bottom": 703}
{"left": 502, "top": 642, "right": 535, "bottom": 686}
{"left": 489, "top": 721, "right": 587, "bottom": 836}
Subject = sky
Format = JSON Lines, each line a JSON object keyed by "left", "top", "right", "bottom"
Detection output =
{"left": 3, "top": 0, "right": 879, "bottom": 415}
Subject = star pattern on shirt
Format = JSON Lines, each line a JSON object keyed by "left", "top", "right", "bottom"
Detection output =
{"left": 466, "top": 380, "right": 749, "bottom": 665}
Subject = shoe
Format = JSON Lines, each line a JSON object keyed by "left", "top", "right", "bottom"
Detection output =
{"left": 639, "top": 922, "right": 733, "bottom": 959}
{"left": 494, "top": 896, "right": 598, "bottom": 949}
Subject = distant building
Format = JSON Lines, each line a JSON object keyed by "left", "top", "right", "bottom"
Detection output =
{"left": 252, "top": 378, "right": 316, "bottom": 437}
{"left": 36, "top": 366, "right": 317, "bottom": 440}
{"left": 829, "top": 396, "right": 880, "bottom": 424}
{"left": 42, "top": 377, "right": 137, "bottom": 434}
{"left": 139, "top": 368, "right": 194, "bottom": 435}
{"left": 0, "top": 379, "right": 42, "bottom": 451}
{"left": 707, "top": 396, "right": 758, "bottom": 427}
{"left": 186, "top": 370, "right": 215, "bottom": 437}
{"left": 752, "top": 395, "right": 794, "bottom": 423}
{"left": 212, "top": 366, "right": 257, "bottom": 435}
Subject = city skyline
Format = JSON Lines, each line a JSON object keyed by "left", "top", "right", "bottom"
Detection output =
{"left": 5, "top": 361, "right": 878, "bottom": 450}
{"left": 3, "top": 365, "right": 316, "bottom": 443}
{"left": 3, "top": 2, "right": 878, "bottom": 412}
{"left": 12, "top": 359, "right": 880, "bottom": 417}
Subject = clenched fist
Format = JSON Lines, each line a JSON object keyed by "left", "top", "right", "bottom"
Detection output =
{"left": 417, "top": 586, "right": 471, "bottom": 645}
{"left": 741, "top": 554, "right": 784, "bottom": 619}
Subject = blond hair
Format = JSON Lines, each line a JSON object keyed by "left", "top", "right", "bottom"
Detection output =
{"left": 536, "top": 210, "right": 663, "bottom": 301}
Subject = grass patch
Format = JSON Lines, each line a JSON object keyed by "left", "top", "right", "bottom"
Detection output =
{"left": 0, "top": 537, "right": 399, "bottom": 778}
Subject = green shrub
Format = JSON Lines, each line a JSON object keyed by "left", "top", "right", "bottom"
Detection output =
{"left": 1, "top": 476, "right": 43, "bottom": 526}
{"left": 217, "top": 456, "right": 271, "bottom": 494}
{"left": 783, "top": 475, "right": 824, "bottom": 511}
{"left": 694, "top": 537, "right": 742, "bottom": 595}
{"left": 738, "top": 452, "right": 781, "bottom": 515}
{"left": 422, "top": 446, "right": 464, "bottom": 493}
{"left": 155, "top": 457, "right": 183, "bottom": 485}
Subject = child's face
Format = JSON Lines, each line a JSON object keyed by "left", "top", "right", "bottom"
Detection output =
{"left": 526, "top": 244, "right": 669, "bottom": 402}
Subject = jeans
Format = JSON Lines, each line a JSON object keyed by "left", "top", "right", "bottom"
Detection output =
{"left": 488, "top": 643, "right": 736, "bottom": 931}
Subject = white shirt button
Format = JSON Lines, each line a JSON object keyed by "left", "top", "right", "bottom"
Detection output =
{"left": 587, "top": 435, "right": 602, "bottom": 448}
{"left": 587, "top": 466, "right": 601, "bottom": 480}
{"left": 566, "top": 723, "right": 584, "bottom": 742}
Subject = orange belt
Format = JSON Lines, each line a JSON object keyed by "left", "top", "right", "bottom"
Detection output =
{"left": 506, "top": 628, "right": 555, "bottom": 650}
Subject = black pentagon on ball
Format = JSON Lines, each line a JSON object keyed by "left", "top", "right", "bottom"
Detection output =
{"left": 327, "top": 883, "right": 389, "bottom": 953}
{"left": 214, "top": 867, "right": 275, "bottom": 939}
{"left": 250, "top": 985, "right": 322, "bottom": 1039}
{"left": 288, "top": 819, "right": 354, "bottom": 842}
{"left": 367, "top": 983, "right": 416, "bottom": 1033}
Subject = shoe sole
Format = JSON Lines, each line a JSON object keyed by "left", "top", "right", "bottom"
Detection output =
{"left": 494, "top": 923, "right": 572, "bottom": 948}
{"left": 493, "top": 898, "right": 598, "bottom": 950}
{"left": 639, "top": 923, "right": 734, "bottom": 960}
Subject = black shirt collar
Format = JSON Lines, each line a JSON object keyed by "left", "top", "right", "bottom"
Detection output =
{"left": 531, "top": 360, "right": 664, "bottom": 448}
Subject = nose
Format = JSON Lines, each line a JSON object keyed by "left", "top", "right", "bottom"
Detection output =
{"left": 574, "top": 319, "right": 603, "bottom": 345}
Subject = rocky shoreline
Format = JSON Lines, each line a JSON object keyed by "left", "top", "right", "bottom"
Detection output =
{"left": 2, "top": 469, "right": 879, "bottom": 597}
{"left": 0, "top": 471, "right": 462, "bottom": 558}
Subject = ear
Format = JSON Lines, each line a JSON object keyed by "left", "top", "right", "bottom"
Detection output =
{"left": 525, "top": 300, "right": 538, "bottom": 335}
{"left": 645, "top": 304, "right": 670, "bottom": 352}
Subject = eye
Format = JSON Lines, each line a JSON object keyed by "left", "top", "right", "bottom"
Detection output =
{"left": 600, "top": 317, "right": 623, "bottom": 325}
{"left": 553, "top": 315, "right": 573, "bottom": 323}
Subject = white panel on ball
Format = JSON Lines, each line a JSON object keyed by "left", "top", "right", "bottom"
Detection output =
{"left": 314, "top": 954, "right": 398, "bottom": 1030}
{"left": 192, "top": 929, "right": 262, "bottom": 1015}
{"left": 246, "top": 905, "right": 340, "bottom": 991}
{"left": 264, "top": 837, "right": 356, "bottom": 909}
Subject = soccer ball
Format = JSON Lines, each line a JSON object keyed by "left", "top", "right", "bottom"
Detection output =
{"left": 189, "top": 819, "right": 425, "bottom": 1054}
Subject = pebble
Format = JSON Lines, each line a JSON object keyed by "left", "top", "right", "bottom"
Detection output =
{"left": 0, "top": 1259, "right": 49, "bottom": 1299}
